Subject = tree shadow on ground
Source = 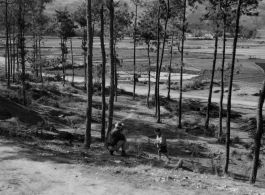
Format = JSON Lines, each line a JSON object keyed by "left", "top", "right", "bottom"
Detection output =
{"left": 0, "top": 138, "right": 75, "bottom": 164}
{"left": 114, "top": 104, "right": 138, "bottom": 112}
{"left": 0, "top": 129, "right": 212, "bottom": 175}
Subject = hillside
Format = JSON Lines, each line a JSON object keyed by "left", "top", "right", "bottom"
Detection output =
{"left": 45, "top": 0, "right": 265, "bottom": 31}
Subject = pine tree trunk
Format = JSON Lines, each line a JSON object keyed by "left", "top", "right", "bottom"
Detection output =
{"left": 219, "top": 1, "right": 227, "bottom": 139}
{"left": 249, "top": 80, "right": 265, "bottom": 184}
{"left": 19, "top": 0, "right": 26, "bottom": 106}
{"left": 92, "top": 23, "right": 95, "bottom": 38}
{"left": 61, "top": 38, "right": 65, "bottom": 85}
{"left": 107, "top": 0, "right": 115, "bottom": 135}
{"left": 224, "top": 0, "right": 242, "bottom": 174}
{"left": 133, "top": 4, "right": 138, "bottom": 100}
{"left": 155, "top": 6, "right": 161, "bottom": 117}
{"left": 71, "top": 38, "right": 74, "bottom": 85}
{"left": 5, "top": 0, "right": 10, "bottom": 87}
{"left": 85, "top": 0, "right": 93, "bottom": 148}
{"left": 33, "top": 32, "right": 36, "bottom": 75}
{"left": 147, "top": 41, "right": 151, "bottom": 108}
{"left": 178, "top": 0, "right": 187, "bottom": 129}
{"left": 9, "top": 26, "right": 13, "bottom": 80}
{"left": 157, "top": 0, "right": 169, "bottom": 123}
{"left": 39, "top": 35, "right": 43, "bottom": 82}
{"left": 5, "top": 46, "right": 7, "bottom": 78}
{"left": 35, "top": 37, "right": 38, "bottom": 77}
{"left": 32, "top": 15, "right": 36, "bottom": 76}
{"left": 22, "top": 0, "right": 26, "bottom": 106}
{"left": 168, "top": 32, "right": 174, "bottom": 100}
{"left": 205, "top": 30, "right": 219, "bottom": 130}
{"left": 83, "top": 28, "right": 87, "bottom": 90}
{"left": 250, "top": 81, "right": 265, "bottom": 184}
{"left": 114, "top": 42, "right": 118, "bottom": 102}
{"left": 12, "top": 16, "right": 16, "bottom": 83}
{"left": 10, "top": 8, "right": 13, "bottom": 80}
{"left": 100, "top": 4, "right": 106, "bottom": 141}
{"left": 16, "top": 38, "right": 19, "bottom": 71}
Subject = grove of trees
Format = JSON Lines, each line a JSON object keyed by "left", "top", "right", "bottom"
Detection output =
{"left": 0, "top": 0, "right": 264, "bottom": 184}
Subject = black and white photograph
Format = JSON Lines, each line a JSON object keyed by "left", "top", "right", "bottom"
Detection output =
{"left": 0, "top": 0, "right": 265, "bottom": 194}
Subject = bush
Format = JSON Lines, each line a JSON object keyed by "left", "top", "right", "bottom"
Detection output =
{"left": 184, "top": 80, "right": 204, "bottom": 90}
{"left": 205, "top": 124, "right": 217, "bottom": 136}
{"left": 37, "top": 96, "right": 60, "bottom": 108}
{"left": 182, "top": 117, "right": 201, "bottom": 127}
{"left": 16, "top": 72, "right": 36, "bottom": 83}
{"left": 231, "top": 136, "right": 241, "bottom": 144}
{"left": 170, "top": 84, "right": 179, "bottom": 90}
{"left": 170, "top": 80, "right": 204, "bottom": 91}
{"left": 1, "top": 88, "right": 32, "bottom": 105}
{"left": 218, "top": 134, "right": 226, "bottom": 144}
{"left": 231, "top": 149, "right": 241, "bottom": 157}
{"left": 58, "top": 96, "right": 72, "bottom": 105}
{"left": 25, "top": 82, "right": 32, "bottom": 90}
{"left": 93, "top": 82, "right": 101, "bottom": 92}
{"left": 42, "top": 83, "right": 60, "bottom": 95}
{"left": 55, "top": 73, "right": 62, "bottom": 81}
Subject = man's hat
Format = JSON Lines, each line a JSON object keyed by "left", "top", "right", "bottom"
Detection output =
{"left": 115, "top": 121, "right": 124, "bottom": 128}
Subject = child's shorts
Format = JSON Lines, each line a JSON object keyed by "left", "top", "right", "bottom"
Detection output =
{"left": 158, "top": 145, "right": 168, "bottom": 153}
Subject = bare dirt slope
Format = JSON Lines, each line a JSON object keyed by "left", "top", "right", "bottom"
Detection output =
{"left": 0, "top": 139, "right": 176, "bottom": 195}
{"left": 1, "top": 138, "right": 265, "bottom": 195}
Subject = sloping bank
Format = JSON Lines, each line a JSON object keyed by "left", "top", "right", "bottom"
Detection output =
{"left": 0, "top": 95, "right": 44, "bottom": 125}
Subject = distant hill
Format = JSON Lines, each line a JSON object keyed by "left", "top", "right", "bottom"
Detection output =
{"left": 45, "top": 0, "right": 82, "bottom": 14}
{"left": 45, "top": 0, "right": 265, "bottom": 31}
{"left": 44, "top": 0, "right": 153, "bottom": 15}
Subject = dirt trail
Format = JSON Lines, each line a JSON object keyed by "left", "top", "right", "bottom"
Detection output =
{"left": 117, "top": 82, "right": 262, "bottom": 108}
{"left": 0, "top": 139, "right": 186, "bottom": 195}
{"left": 3, "top": 137, "right": 246, "bottom": 195}
{"left": 1, "top": 139, "right": 265, "bottom": 195}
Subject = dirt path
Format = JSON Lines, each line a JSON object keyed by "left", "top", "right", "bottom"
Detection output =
{"left": 116, "top": 82, "right": 264, "bottom": 109}
{"left": 69, "top": 77, "right": 262, "bottom": 109}
{"left": 0, "top": 139, "right": 180, "bottom": 195}
{"left": 1, "top": 138, "right": 265, "bottom": 195}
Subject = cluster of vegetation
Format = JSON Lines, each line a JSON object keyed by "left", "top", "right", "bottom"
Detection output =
{"left": 0, "top": 0, "right": 264, "bottom": 185}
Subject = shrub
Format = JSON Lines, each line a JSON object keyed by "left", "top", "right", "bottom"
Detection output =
{"left": 1, "top": 89, "right": 32, "bottom": 105}
{"left": 25, "top": 82, "right": 32, "bottom": 90}
{"left": 170, "top": 84, "right": 179, "bottom": 90}
{"left": 55, "top": 73, "right": 62, "bottom": 81}
{"left": 42, "top": 83, "right": 60, "bottom": 95}
{"left": 59, "top": 95, "right": 72, "bottom": 105}
{"left": 93, "top": 82, "right": 101, "bottom": 92}
{"left": 16, "top": 72, "right": 37, "bottom": 82}
{"left": 231, "top": 149, "right": 239, "bottom": 157}
{"left": 231, "top": 136, "right": 241, "bottom": 144}
{"left": 210, "top": 154, "right": 222, "bottom": 175}
{"left": 37, "top": 96, "right": 60, "bottom": 108}
{"left": 205, "top": 124, "right": 216, "bottom": 136}
{"left": 182, "top": 117, "right": 201, "bottom": 127}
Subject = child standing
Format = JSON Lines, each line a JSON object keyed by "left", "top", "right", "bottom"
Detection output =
{"left": 154, "top": 128, "right": 171, "bottom": 162}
